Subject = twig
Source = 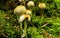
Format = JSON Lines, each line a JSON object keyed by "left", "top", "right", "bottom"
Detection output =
{"left": 41, "top": 23, "right": 49, "bottom": 27}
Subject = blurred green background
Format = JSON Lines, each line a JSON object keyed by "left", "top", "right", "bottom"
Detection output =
{"left": 0, "top": 0, "right": 60, "bottom": 38}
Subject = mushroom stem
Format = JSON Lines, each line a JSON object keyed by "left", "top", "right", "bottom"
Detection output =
{"left": 24, "top": 1, "right": 26, "bottom": 6}
{"left": 21, "top": 20, "right": 27, "bottom": 38}
{"left": 41, "top": 9, "right": 44, "bottom": 18}
{"left": 24, "top": 20, "right": 27, "bottom": 38}
{"left": 20, "top": 23, "right": 23, "bottom": 38}
{"left": 20, "top": 23, "right": 22, "bottom": 31}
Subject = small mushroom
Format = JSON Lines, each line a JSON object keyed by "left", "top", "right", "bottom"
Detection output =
{"left": 38, "top": 3, "right": 46, "bottom": 9}
{"left": 19, "top": 0, "right": 28, "bottom": 2}
{"left": 26, "top": 10, "right": 32, "bottom": 15}
{"left": 19, "top": 0, "right": 25, "bottom": 2}
{"left": 18, "top": 15, "right": 26, "bottom": 23}
{"left": 18, "top": 14, "right": 31, "bottom": 23}
{"left": 27, "top": 1, "right": 35, "bottom": 7}
{"left": 21, "top": 33, "right": 25, "bottom": 38}
{"left": 14, "top": 5, "right": 26, "bottom": 14}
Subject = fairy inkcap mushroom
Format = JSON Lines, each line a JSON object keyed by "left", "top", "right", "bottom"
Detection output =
{"left": 26, "top": 10, "right": 32, "bottom": 15}
{"left": 19, "top": 0, "right": 28, "bottom": 2}
{"left": 27, "top": 1, "right": 35, "bottom": 7}
{"left": 18, "top": 15, "right": 25, "bottom": 23}
{"left": 19, "top": 0, "right": 24, "bottom": 2}
{"left": 38, "top": 3, "right": 46, "bottom": 9}
{"left": 18, "top": 14, "right": 31, "bottom": 23}
{"left": 21, "top": 33, "right": 25, "bottom": 38}
{"left": 14, "top": 5, "right": 26, "bottom": 14}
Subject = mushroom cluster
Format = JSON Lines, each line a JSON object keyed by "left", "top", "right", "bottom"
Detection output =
{"left": 14, "top": 0, "right": 46, "bottom": 38}
{"left": 14, "top": 1, "right": 34, "bottom": 22}
{"left": 14, "top": 0, "right": 34, "bottom": 38}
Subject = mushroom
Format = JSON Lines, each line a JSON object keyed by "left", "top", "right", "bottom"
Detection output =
{"left": 26, "top": 10, "right": 32, "bottom": 15}
{"left": 38, "top": 3, "right": 46, "bottom": 17}
{"left": 18, "top": 15, "right": 26, "bottom": 23}
{"left": 38, "top": 3, "right": 46, "bottom": 9}
{"left": 27, "top": 1, "right": 35, "bottom": 7}
{"left": 19, "top": 0, "right": 25, "bottom": 2}
{"left": 18, "top": 14, "right": 31, "bottom": 23}
{"left": 18, "top": 14, "right": 31, "bottom": 38}
{"left": 19, "top": 0, "right": 28, "bottom": 2}
{"left": 19, "top": 0, "right": 28, "bottom": 5}
{"left": 14, "top": 5, "right": 26, "bottom": 15}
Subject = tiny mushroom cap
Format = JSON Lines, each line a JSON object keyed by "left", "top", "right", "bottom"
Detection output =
{"left": 27, "top": 1, "right": 35, "bottom": 7}
{"left": 38, "top": 3, "right": 46, "bottom": 9}
{"left": 14, "top": 5, "right": 26, "bottom": 14}
{"left": 26, "top": 10, "right": 32, "bottom": 15}
{"left": 18, "top": 14, "right": 31, "bottom": 23}
{"left": 18, "top": 15, "right": 26, "bottom": 23}
{"left": 19, "top": 0, "right": 28, "bottom": 2}
{"left": 19, "top": 0, "right": 24, "bottom": 2}
{"left": 21, "top": 33, "right": 25, "bottom": 38}
{"left": 25, "top": 14, "right": 31, "bottom": 21}
{"left": 24, "top": 14, "right": 31, "bottom": 21}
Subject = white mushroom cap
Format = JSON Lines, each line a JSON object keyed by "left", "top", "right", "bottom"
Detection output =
{"left": 18, "top": 15, "right": 25, "bottom": 23}
{"left": 19, "top": 0, "right": 28, "bottom": 2}
{"left": 38, "top": 3, "right": 46, "bottom": 9}
{"left": 18, "top": 14, "right": 31, "bottom": 23}
{"left": 27, "top": 15, "right": 31, "bottom": 21}
{"left": 26, "top": 10, "right": 32, "bottom": 15}
{"left": 27, "top": 1, "right": 35, "bottom": 7}
{"left": 21, "top": 33, "right": 25, "bottom": 38}
{"left": 14, "top": 5, "right": 26, "bottom": 14}
{"left": 19, "top": 0, "right": 24, "bottom": 2}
